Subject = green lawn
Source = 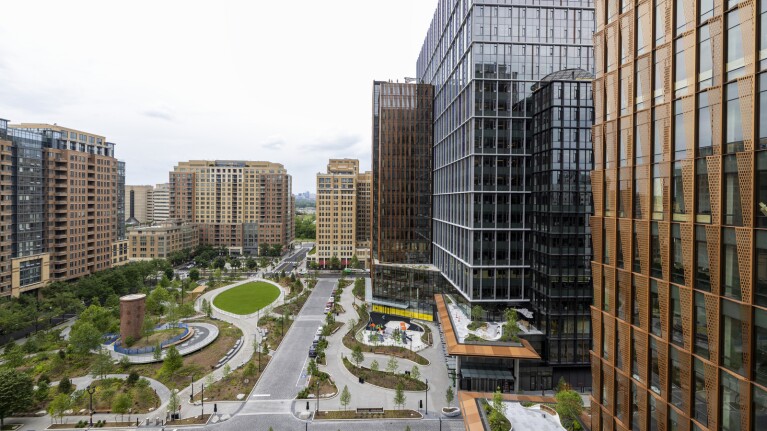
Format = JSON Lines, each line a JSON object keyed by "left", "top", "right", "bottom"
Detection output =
{"left": 213, "top": 281, "right": 280, "bottom": 315}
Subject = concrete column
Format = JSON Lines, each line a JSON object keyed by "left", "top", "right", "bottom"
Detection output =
{"left": 514, "top": 359, "right": 520, "bottom": 392}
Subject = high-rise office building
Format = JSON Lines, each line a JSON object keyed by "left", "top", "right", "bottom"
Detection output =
{"left": 590, "top": 0, "right": 767, "bottom": 430}
{"left": 0, "top": 119, "right": 120, "bottom": 297}
{"left": 311, "top": 159, "right": 371, "bottom": 267}
{"left": 370, "top": 81, "right": 446, "bottom": 321}
{"left": 125, "top": 185, "right": 153, "bottom": 224}
{"left": 169, "top": 160, "right": 293, "bottom": 255}
{"left": 416, "top": 0, "right": 595, "bottom": 390}
{"left": 152, "top": 183, "right": 170, "bottom": 223}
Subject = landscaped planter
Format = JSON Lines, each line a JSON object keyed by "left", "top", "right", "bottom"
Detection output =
{"left": 442, "top": 407, "right": 461, "bottom": 417}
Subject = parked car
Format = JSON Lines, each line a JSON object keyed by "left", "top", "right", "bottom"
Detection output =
{"left": 308, "top": 347, "right": 317, "bottom": 358}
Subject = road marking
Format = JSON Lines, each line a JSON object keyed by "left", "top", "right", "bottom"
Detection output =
{"left": 296, "top": 357, "right": 309, "bottom": 386}
{"left": 238, "top": 412, "right": 293, "bottom": 416}
{"left": 251, "top": 394, "right": 271, "bottom": 397}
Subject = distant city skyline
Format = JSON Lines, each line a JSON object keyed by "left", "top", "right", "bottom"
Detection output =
{"left": 0, "top": 0, "right": 438, "bottom": 193}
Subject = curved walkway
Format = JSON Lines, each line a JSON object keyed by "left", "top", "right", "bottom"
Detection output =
{"left": 51, "top": 374, "right": 172, "bottom": 407}
{"left": 106, "top": 322, "right": 219, "bottom": 364}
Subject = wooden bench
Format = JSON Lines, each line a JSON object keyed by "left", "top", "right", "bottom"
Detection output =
{"left": 356, "top": 407, "right": 384, "bottom": 414}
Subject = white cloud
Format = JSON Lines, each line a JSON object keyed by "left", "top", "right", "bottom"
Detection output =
{"left": 0, "top": 0, "right": 438, "bottom": 193}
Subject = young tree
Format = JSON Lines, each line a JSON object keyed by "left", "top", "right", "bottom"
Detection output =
{"left": 167, "top": 389, "right": 180, "bottom": 415}
{"left": 201, "top": 299, "right": 212, "bottom": 318}
{"left": 410, "top": 365, "right": 420, "bottom": 381}
{"left": 243, "top": 362, "right": 257, "bottom": 378}
{"left": 339, "top": 385, "right": 351, "bottom": 410}
{"left": 471, "top": 305, "right": 484, "bottom": 321}
{"left": 393, "top": 381, "right": 406, "bottom": 410}
{"left": 161, "top": 345, "right": 183, "bottom": 377}
{"left": 307, "top": 359, "right": 318, "bottom": 378}
{"left": 34, "top": 380, "right": 50, "bottom": 404}
{"left": 445, "top": 386, "right": 455, "bottom": 407}
{"left": 488, "top": 388, "right": 506, "bottom": 431}
{"left": 347, "top": 318, "right": 357, "bottom": 335}
{"left": 189, "top": 268, "right": 200, "bottom": 282}
{"left": 112, "top": 393, "right": 131, "bottom": 421}
{"left": 0, "top": 369, "right": 33, "bottom": 428}
{"left": 555, "top": 389, "right": 584, "bottom": 430}
{"left": 392, "top": 328, "right": 402, "bottom": 344}
{"left": 386, "top": 357, "right": 399, "bottom": 374}
{"left": 126, "top": 371, "right": 140, "bottom": 386}
{"left": 351, "top": 344, "right": 364, "bottom": 368}
{"left": 48, "top": 393, "right": 71, "bottom": 424}
{"left": 370, "top": 360, "right": 379, "bottom": 372}
{"left": 92, "top": 349, "right": 115, "bottom": 380}
{"left": 556, "top": 376, "right": 570, "bottom": 393}
{"left": 350, "top": 255, "right": 359, "bottom": 269}
{"left": 503, "top": 308, "right": 520, "bottom": 341}
{"left": 245, "top": 258, "right": 257, "bottom": 271}
{"left": 223, "top": 363, "right": 232, "bottom": 379}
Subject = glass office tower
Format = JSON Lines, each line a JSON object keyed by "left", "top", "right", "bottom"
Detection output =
{"left": 417, "top": 0, "right": 595, "bottom": 388}
{"left": 590, "top": 0, "right": 767, "bottom": 429}
{"left": 417, "top": 0, "right": 595, "bottom": 303}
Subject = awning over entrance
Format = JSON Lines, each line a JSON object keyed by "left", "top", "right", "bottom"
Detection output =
{"left": 460, "top": 366, "right": 515, "bottom": 380}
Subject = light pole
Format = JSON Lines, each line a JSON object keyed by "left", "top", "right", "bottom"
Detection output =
{"left": 425, "top": 378, "right": 429, "bottom": 416}
{"left": 200, "top": 384, "right": 204, "bottom": 418}
{"left": 190, "top": 374, "right": 196, "bottom": 402}
{"left": 87, "top": 385, "right": 96, "bottom": 427}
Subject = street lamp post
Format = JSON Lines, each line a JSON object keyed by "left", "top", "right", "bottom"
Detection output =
{"left": 190, "top": 374, "right": 196, "bottom": 402}
{"left": 200, "top": 384, "right": 204, "bottom": 418}
{"left": 425, "top": 378, "right": 429, "bottom": 416}
{"left": 87, "top": 385, "right": 96, "bottom": 427}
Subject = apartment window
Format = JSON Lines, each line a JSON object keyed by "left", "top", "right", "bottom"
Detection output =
{"left": 756, "top": 231, "right": 767, "bottom": 307}
{"left": 696, "top": 159, "right": 712, "bottom": 224}
{"left": 655, "top": 0, "right": 666, "bottom": 45}
{"left": 726, "top": 84, "right": 745, "bottom": 154}
{"left": 698, "top": 92, "right": 713, "bottom": 156}
{"left": 650, "top": 337, "right": 661, "bottom": 394}
{"left": 694, "top": 292, "right": 710, "bottom": 358}
{"left": 632, "top": 277, "right": 640, "bottom": 325}
{"left": 727, "top": 11, "right": 746, "bottom": 80}
{"left": 699, "top": 25, "right": 714, "bottom": 88}
{"left": 670, "top": 285, "right": 684, "bottom": 347}
{"left": 722, "top": 299, "right": 746, "bottom": 376}
{"left": 672, "top": 162, "right": 688, "bottom": 221}
{"left": 723, "top": 228, "right": 742, "bottom": 300}
{"left": 652, "top": 164, "right": 664, "bottom": 220}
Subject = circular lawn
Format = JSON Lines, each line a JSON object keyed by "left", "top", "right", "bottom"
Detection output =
{"left": 213, "top": 281, "right": 280, "bottom": 315}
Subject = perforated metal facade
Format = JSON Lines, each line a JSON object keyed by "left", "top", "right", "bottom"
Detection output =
{"left": 590, "top": 0, "right": 767, "bottom": 429}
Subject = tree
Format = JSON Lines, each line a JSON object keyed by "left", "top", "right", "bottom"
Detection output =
{"left": 161, "top": 345, "right": 183, "bottom": 377}
{"left": 168, "top": 389, "right": 180, "bottom": 415}
{"left": 92, "top": 349, "right": 115, "bottom": 379}
{"left": 34, "top": 380, "right": 50, "bottom": 404}
{"left": 410, "top": 365, "right": 420, "bottom": 381}
{"left": 243, "top": 362, "right": 257, "bottom": 378}
{"left": 48, "top": 393, "right": 71, "bottom": 424}
{"left": 153, "top": 343, "right": 162, "bottom": 360}
{"left": 488, "top": 388, "right": 506, "bottom": 431}
{"left": 445, "top": 386, "right": 455, "bottom": 407}
{"left": 212, "top": 257, "right": 226, "bottom": 270}
{"left": 370, "top": 360, "right": 379, "bottom": 372}
{"left": 471, "top": 305, "right": 484, "bottom": 321}
{"left": 112, "top": 393, "right": 131, "bottom": 421}
{"left": 307, "top": 359, "right": 318, "bottom": 378}
{"left": 245, "top": 258, "right": 257, "bottom": 271}
{"left": 393, "top": 381, "right": 406, "bottom": 410}
{"left": 69, "top": 321, "right": 103, "bottom": 355}
{"left": 339, "top": 385, "right": 351, "bottom": 410}
{"left": 57, "top": 377, "right": 73, "bottom": 394}
{"left": 329, "top": 255, "right": 341, "bottom": 270}
{"left": 555, "top": 389, "right": 584, "bottom": 430}
{"left": 164, "top": 267, "right": 175, "bottom": 281}
{"left": 126, "top": 371, "right": 140, "bottom": 386}
{"left": 392, "top": 328, "right": 402, "bottom": 344}
{"left": 556, "top": 376, "right": 570, "bottom": 393}
{"left": 0, "top": 369, "right": 33, "bottom": 428}
{"left": 347, "top": 318, "right": 357, "bottom": 335}
{"left": 351, "top": 344, "right": 364, "bottom": 368}
{"left": 386, "top": 357, "right": 399, "bottom": 374}
{"left": 501, "top": 308, "right": 520, "bottom": 342}
{"left": 350, "top": 255, "right": 359, "bottom": 269}
{"left": 189, "top": 268, "right": 200, "bottom": 282}
{"left": 201, "top": 299, "right": 212, "bottom": 318}
{"left": 223, "top": 363, "right": 232, "bottom": 379}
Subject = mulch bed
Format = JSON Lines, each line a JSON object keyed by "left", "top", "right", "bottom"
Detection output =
{"left": 166, "top": 414, "right": 211, "bottom": 425}
{"left": 314, "top": 409, "right": 421, "bottom": 420}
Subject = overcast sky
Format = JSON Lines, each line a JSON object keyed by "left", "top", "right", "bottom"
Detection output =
{"left": 0, "top": 1, "right": 438, "bottom": 193}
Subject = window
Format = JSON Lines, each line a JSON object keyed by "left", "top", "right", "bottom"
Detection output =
{"left": 721, "top": 370, "right": 742, "bottom": 431}
{"left": 671, "top": 224, "right": 685, "bottom": 284}
{"left": 723, "top": 155, "right": 743, "bottom": 226}
{"left": 672, "top": 162, "right": 688, "bottom": 221}
{"left": 756, "top": 231, "right": 767, "bottom": 307}
{"left": 694, "top": 292, "right": 710, "bottom": 358}
{"left": 650, "top": 337, "right": 661, "bottom": 394}
{"left": 696, "top": 159, "right": 712, "bottom": 224}
{"left": 756, "top": 307, "right": 767, "bottom": 387}
{"left": 761, "top": 74, "right": 767, "bottom": 149}
{"left": 757, "top": 151, "right": 767, "bottom": 228}
{"left": 670, "top": 347, "right": 684, "bottom": 409}
{"left": 652, "top": 164, "right": 664, "bottom": 220}
{"left": 726, "top": 83, "right": 744, "bottom": 153}
{"left": 650, "top": 279, "right": 662, "bottom": 337}
{"left": 670, "top": 285, "right": 684, "bottom": 348}
{"left": 695, "top": 226, "right": 712, "bottom": 291}
{"left": 693, "top": 358, "right": 708, "bottom": 426}
{"left": 698, "top": 92, "right": 713, "bottom": 156}
{"left": 721, "top": 299, "right": 746, "bottom": 376}
{"left": 651, "top": 222, "right": 662, "bottom": 278}
{"left": 755, "top": 384, "right": 767, "bottom": 431}
{"left": 727, "top": 11, "right": 746, "bottom": 80}
{"left": 700, "top": 0, "right": 714, "bottom": 21}
{"left": 723, "top": 228, "right": 742, "bottom": 300}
